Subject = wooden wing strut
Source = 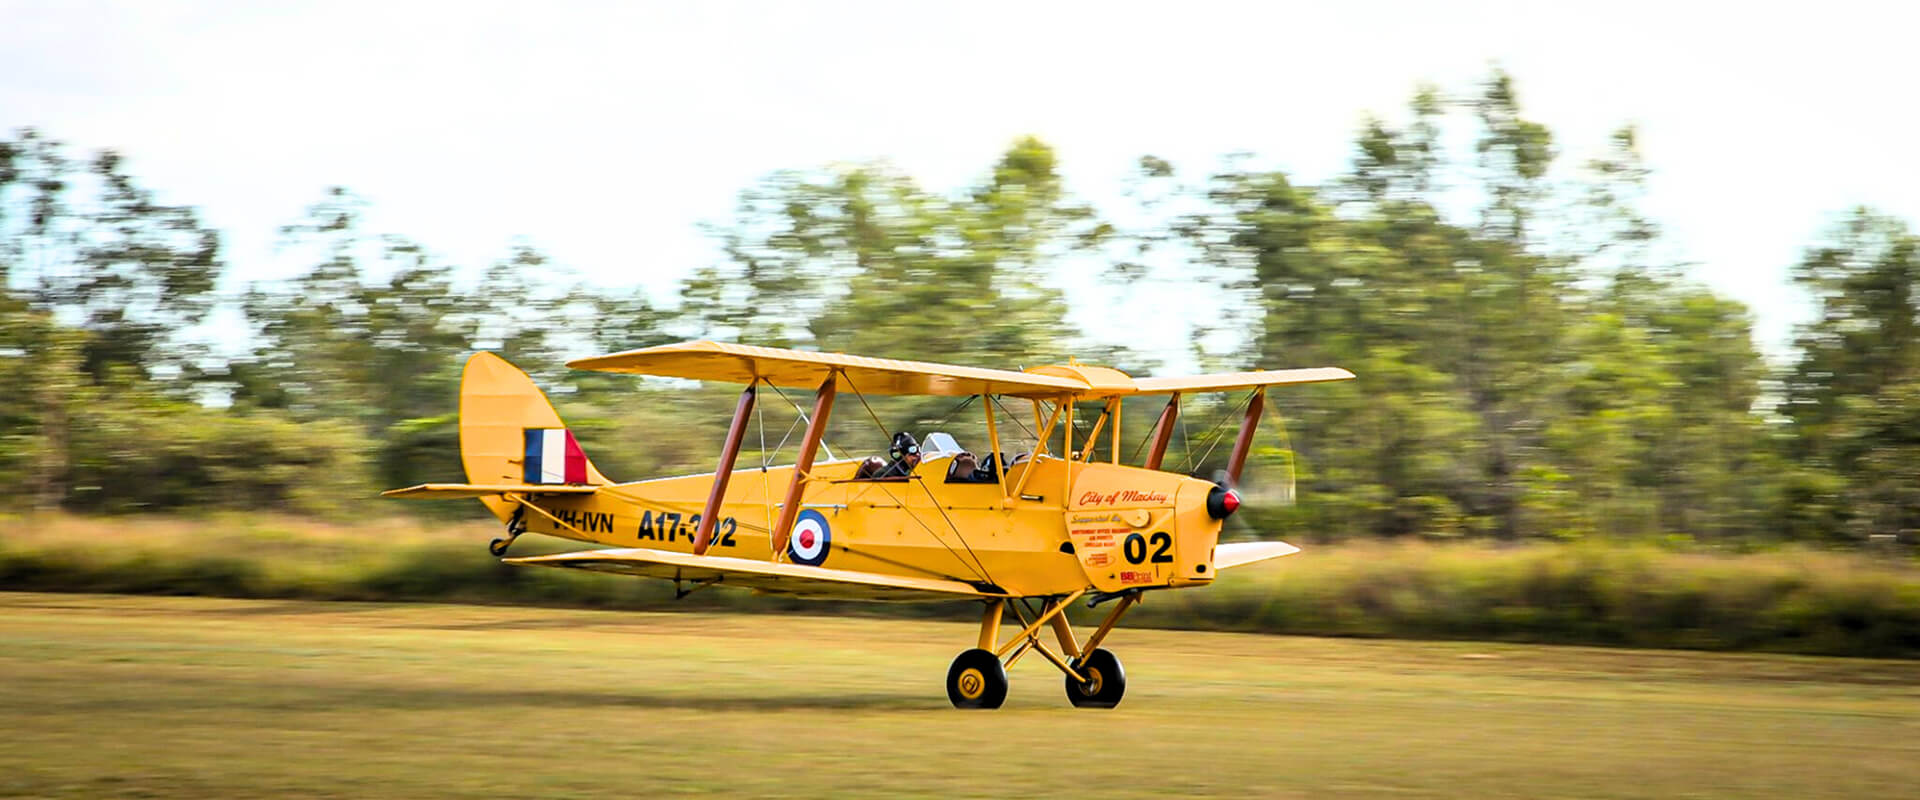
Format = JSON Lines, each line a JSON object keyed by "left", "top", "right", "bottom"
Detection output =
{"left": 1225, "top": 388, "right": 1265, "bottom": 486}
{"left": 1144, "top": 394, "right": 1179, "bottom": 471}
{"left": 694, "top": 384, "right": 756, "bottom": 555}
{"left": 770, "top": 373, "right": 837, "bottom": 559}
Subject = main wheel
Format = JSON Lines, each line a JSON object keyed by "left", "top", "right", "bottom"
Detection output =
{"left": 1064, "top": 648, "right": 1126, "bottom": 708}
{"left": 488, "top": 537, "right": 513, "bottom": 557}
{"left": 946, "top": 648, "right": 1008, "bottom": 709}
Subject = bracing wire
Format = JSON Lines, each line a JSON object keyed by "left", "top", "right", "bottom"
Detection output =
{"left": 831, "top": 542, "right": 979, "bottom": 584}
{"left": 1183, "top": 390, "right": 1258, "bottom": 474}
{"left": 764, "top": 380, "right": 840, "bottom": 462}
{"left": 991, "top": 394, "right": 1038, "bottom": 443}
{"left": 912, "top": 475, "right": 997, "bottom": 587}
{"left": 927, "top": 394, "right": 978, "bottom": 432}
{"left": 1125, "top": 399, "right": 1166, "bottom": 464}
{"left": 769, "top": 414, "right": 803, "bottom": 460}
{"left": 873, "top": 481, "right": 993, "bottom": 584}
{"left": 1270, "top": 400, "right": 1297, "bottom": 504}
{"left": 839, "top": 372, "right": 895, "bottom": 442}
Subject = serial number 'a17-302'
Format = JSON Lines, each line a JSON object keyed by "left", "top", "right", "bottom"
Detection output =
{"left": 639, "top": 510, "right": 737, "bottom": 547}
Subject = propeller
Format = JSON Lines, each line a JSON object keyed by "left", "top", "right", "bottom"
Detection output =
{"left": 1206, "top": 469, "right": 1241, "bottom": 520}
{"left": 1202, "top": 388, "right": 1296, "bottom": 520}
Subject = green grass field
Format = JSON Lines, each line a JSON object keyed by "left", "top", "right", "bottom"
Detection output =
{"left": 3, "top": 593, "right": 1917, "bottom": 798}
{"left": 8, "top": 513, "right": 1918, "bottom": 658}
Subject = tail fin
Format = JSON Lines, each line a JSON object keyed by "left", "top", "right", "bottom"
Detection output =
{"left": 460, "top": 352, "right": 609, "bottom": 518}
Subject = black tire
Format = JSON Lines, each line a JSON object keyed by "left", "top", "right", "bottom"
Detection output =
{"left": 1065, "top": 648, "right": 1126, "bottom": 708}
{"left": 946, "top": 648, "right": 1008, "bottom": 709}
{"left": 488, "top": 538, "right": 512, "bottom": 557}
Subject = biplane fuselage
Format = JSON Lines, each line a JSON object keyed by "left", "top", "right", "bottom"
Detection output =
{"left": 520, "top": 454, "right": 1222, "bottom": 597}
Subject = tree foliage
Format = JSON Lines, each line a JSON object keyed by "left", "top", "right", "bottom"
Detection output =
{"left": 2, "top": 68, "right": 1919, "bottom": 545}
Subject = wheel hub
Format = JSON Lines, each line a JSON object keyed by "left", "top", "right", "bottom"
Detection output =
{"left": 1080, "top": 666, "right": 1104, "bottom": 695}
{"left": 956, "top": 667, "right": 986, "bottom": 699}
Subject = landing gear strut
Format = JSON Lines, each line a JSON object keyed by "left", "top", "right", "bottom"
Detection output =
{"left": 490, "top": 506, "right": 528, "bottom": 557}
{"left": 945, "top": 591, "right": 1138, "bottom": 709}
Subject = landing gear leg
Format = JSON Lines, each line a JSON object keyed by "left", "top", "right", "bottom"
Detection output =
{"left": 1063, "top": 593, "right": 1137, "bottom": 709}
{"left": 490, "top": 506, "right": 528, "bottom": 557}
{"left": 947, "top": 601, "right": 1009, "bottom": 709}
{"left": 944, "top": 590, "right": 1113, "bottom": 705}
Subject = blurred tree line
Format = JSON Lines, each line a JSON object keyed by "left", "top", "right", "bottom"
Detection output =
{"left": 1, "top": 70, "right": 1916, "bottom": 546}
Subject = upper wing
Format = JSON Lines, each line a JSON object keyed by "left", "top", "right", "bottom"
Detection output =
{"left": 568, "top": 340, "right": 1352, "bottom": 398}
{"left": 1130, "top": 368, "right": 1355, "bottom": 395}
{"left": 505, "top": 547, "right": 1006, "bottom": 602}
{"left": 567, "top": 340, "right": 1086, "bottom": 398}
{"left": 1213, "top": 541, "right": 1302, "bottom": 570}
{"left": 382, "top": 483, "right": 600, "bottom": 500}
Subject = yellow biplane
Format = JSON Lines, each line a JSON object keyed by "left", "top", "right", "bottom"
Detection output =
{"left": 385, "top": 341, "right": 1352, "bottom": 708}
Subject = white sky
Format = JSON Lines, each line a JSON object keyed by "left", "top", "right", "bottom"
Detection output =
{"left": 5, "top": 0, "right": 1918, "bottom": 368}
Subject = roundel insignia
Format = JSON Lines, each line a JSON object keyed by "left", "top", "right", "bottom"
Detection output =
{"left": 788, "top": 509, "right": 831, "bottom": 566}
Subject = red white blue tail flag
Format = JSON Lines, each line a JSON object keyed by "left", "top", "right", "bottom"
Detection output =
{"left": 524, "top": 428, "right": 588, "bottom": 484}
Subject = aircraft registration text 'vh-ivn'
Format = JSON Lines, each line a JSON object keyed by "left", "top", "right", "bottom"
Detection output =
{"left": 384, "top": 340, "right": 1353, "bottom": 708}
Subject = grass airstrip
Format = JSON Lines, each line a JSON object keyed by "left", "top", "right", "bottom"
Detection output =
{"left": 3, "top": 592, "right": 1917, "bottom": 798}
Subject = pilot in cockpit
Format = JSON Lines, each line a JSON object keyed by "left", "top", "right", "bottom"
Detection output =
{"left": 856, "top": 432, "right": 922, "bottom": 479}
{"left": 855, "top": 431, "right": 1001, "bottom": 482}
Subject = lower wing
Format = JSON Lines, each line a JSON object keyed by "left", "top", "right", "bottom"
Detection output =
{"left": 1213, "top": 541, "right": 1301, "bottom": 570}
{"left": 505, "top": 547, "right": 1006, "bottom": 602}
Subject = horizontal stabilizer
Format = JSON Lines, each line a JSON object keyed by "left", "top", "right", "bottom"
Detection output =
{"left": 506, "top": 547, "right": 1005, "bottom": 602}
{"left": 1213, "top": 541, "right": 1302, "bottom": 570}
{"left": 381, "top": 483, "right": 601, "bottom": 500}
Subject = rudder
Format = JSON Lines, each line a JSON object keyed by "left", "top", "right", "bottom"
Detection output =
{"left": 460, "top": 352, "right": 609, "bottom": 519}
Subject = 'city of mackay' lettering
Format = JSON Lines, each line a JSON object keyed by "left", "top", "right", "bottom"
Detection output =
{"left": 1078, "top": 490, "right": 1170, "bottom": 506}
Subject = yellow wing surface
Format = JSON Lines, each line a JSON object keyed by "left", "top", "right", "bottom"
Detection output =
{"left": 509, "top": 542, "right": 1295, "bottom": 600}
{"left": 505, "top": 547, "right": 1005, "bottom": 602}
{"left": 567, "top": 340, "right": 1354, "bottom": 398}
{"left": 1212, "top": 541, "right": 1302, "bottom": 570}
{"left": 1129, "top": 369, "right": 1356, "bottom": 394}
{"left": 569, "top": 340, "right": 1085, "bottom": 398}
{"left": 381, "top": 483, "right": 600, "bottom": 500}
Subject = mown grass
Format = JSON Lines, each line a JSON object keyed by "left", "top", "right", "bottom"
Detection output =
{"left": 3, "top": 593, "right": 1918, "bottom": 799}
{"left": 2, "top": 513, "right": 1917, "bottom": 657}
